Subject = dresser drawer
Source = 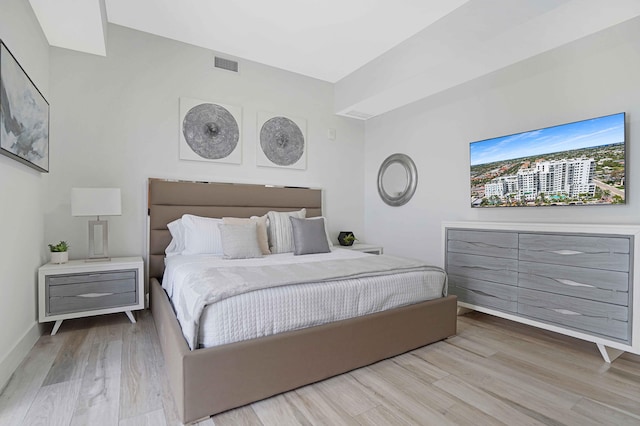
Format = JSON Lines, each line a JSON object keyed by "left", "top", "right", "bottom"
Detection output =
{"left": 518, "top": 261, "right": 629, "bottom": 306}
{"left": 519, "top": 234, "right": 630, "bottom": 272}
{"left": 518, "top": 288, "right": 630, "bottom": 342}
{"left": 447, "top": 229, "right": 518, "bottom": 259}
{"left": 449, "top": 278, "right": 517, "bottom": 313}
{"left": 447, "top": 252, "right": 518, "bottom": 286}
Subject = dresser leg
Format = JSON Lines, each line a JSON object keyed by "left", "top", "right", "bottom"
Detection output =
{"left": 51, "top": 320, "right": 63, "bottom": 336}
{"left": 125, "top": 311, "right": 136, "bottom": 323}
{"left": 596, "top": 343, "right": 624, "bottom": 363}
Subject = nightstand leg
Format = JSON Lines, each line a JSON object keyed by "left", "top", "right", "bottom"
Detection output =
{"left": 125, "top": 311, "right": 136, "bottom": 323}
{"left": 51, "top": 320, "right": 63, "bottom": 336}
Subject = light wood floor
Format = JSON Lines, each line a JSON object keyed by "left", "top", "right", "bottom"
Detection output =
{"left": 2, "top": 311, "right": 640, "bottom": 426}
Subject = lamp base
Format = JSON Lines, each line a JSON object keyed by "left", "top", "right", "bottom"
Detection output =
{"left": 88, "top": 219, "right": 110, "bottom": 260}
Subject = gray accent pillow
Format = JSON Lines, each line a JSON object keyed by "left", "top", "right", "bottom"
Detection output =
{"left": 219, "top": 223, "right": 263, "bottom": 259}
{"left": 289, "top": 217, "right": 331, "bottom": 256}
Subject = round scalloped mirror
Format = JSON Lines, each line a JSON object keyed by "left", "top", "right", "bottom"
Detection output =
{"left": 377, "top": 153, "right": 417, "bottom": 206}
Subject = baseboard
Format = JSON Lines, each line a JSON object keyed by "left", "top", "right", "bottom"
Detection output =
{"left": 0, "top": 322, "right": 41, "bottom": 392}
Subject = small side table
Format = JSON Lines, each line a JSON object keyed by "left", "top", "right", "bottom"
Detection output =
{"left": 38, "top": 256, "right": 144, "bottom": 335}
{"left": 337, "top": 243, "right": 384, "bottom": 255}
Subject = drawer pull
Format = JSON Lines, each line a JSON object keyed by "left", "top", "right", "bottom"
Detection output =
{"left": 466, "top": 241, "right": 506, "bottom": 249}
{"left": 553, "top": 308, "right": 581, "bottom": 316}
{"left": 470, "top": 289, "right": 494, "bottom": 298}
{"left": 460, "top": 265, "right": 499, "bottom": 271}
{"left": 78, "top": 292, "right": 114, "bottom": 298}
{"left": 551, "top": 250, "right": 584, "bottom": 256}
{"left": 555, "top": 279, "right": 594, "bottom": 288}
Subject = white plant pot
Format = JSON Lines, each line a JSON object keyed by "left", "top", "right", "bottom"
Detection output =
{"left": 50, "top": 251, "right": 68, "bottom": 264}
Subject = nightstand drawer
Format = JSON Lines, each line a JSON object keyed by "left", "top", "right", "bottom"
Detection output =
{"left": 48, "top": 270, "right": 136, "bottom": 286}
{"left": 48, "top": 276, "right": 137, "bottom": 297}
{"left": 46, "top": 269, "right": 138, "bottom": 316}
{"left": 49, "top": 291, "right": 137, "bottom": 316}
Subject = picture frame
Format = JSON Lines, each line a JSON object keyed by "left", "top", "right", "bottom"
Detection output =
{"left": 0, "top": 40, "right": 49, "bottom": 173}
{"left": 179, "top": 97, "right": 242, "bottom": 165}
{"left": 256, "top": 111, "right": 307, "bottom": 170}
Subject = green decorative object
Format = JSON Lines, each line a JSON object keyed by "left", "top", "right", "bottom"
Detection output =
{"left": 338, "top": 232, "right": 357, "bottom": 246}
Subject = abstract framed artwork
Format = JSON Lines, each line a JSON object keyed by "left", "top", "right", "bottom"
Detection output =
{"left": 256, "top": 111, "right": 307, "bottom": 170}
{"left": 179, "top": 97, "right": 242, "bottom": 164}
{"left": 0, "top": 40, "right": 49, "bottom": 172}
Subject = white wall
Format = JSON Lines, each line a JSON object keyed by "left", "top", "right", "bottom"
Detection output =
{"left": 46, "top": 25, "right": 365, "bottom": 266}
{"left": 365, "top": 18, "right": 640, "bottom": 266}
{"left": 0, "top": 0, "right": 50, "bottom": 390}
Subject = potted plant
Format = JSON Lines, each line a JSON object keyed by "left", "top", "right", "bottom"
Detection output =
{"left": 337, "top": 232, "right": 358, "bottom": 246}
{"left": 48, "top": 241, "right": 69, "bottom": 264}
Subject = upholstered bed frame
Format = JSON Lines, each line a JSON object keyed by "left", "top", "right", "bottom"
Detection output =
{"left": 148, "top": 178, "right": 457, "bottom": 424}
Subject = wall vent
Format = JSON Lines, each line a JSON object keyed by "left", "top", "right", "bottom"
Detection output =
{"left": 343, "top": 110, "right": 375, "bottom": 120}
{"left": 214, "top": 56, "right": 239, "bottom": 72}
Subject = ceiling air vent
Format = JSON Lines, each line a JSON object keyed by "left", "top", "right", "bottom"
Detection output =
{"left": 214, "top": 56, "right": 239, "bottom": 73}
{"left": 343, "top": 110, "right": 375, "bottom": 120}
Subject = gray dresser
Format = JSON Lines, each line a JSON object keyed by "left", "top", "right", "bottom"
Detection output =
{"left": 443, "top": 222, "right": 639, "bottom": 362}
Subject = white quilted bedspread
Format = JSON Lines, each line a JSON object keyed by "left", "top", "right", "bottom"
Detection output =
{"left": 163, "top": 249, "right": 447, "bottom": 349}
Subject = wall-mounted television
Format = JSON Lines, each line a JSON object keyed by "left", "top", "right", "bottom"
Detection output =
{"left": 470, "top": 112, "right": 625, "bottom": 208}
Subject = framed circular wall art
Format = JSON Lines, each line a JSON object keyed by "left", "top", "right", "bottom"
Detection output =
{"left": 179, "top": 97, "right": 242, "bottom": 164}
{"left": 256, "top": 111, "right": 307, "bottom": 170}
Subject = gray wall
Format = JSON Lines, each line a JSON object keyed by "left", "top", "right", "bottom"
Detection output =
{"left": 365, "top": 18, "right": 640, "bottom": 265}
{"left": 0, "top": 0, "right": 50, "bottom": 389}
{"left": 46, "top": 25, "right": 365, "bottom": 264}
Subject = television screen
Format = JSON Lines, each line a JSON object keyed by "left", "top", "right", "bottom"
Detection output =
{"left": 470, "top": 112, "right": 625, "bottom": 208}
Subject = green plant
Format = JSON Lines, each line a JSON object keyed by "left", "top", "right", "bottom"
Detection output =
{"left": 48, "top": 241, "right": 69, "bottom": 252}
{"left": 342, "top": 233, "right": 357, "bottom": 244}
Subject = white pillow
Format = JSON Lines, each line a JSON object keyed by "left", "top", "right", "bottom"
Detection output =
{"left": 219, "top": 223, "right": 263, "bottom": 259}
{"left": 266, "top": 209, "right": 306, "bottom": 253}
{"left": 165, "top": 218, "right": 185, "bottom": 257}
{"left": 181, "top": 214, "right": 223, "bottom": 255}
{"left": 223, "top": 215, "right": 270, "bottom": 255}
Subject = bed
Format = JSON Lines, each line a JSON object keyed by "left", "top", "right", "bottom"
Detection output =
{"left": 148, "top": 179, "right": 457, "bottom": 424}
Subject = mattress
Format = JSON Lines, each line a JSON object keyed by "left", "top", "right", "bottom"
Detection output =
{"left": 163, "top": 248, "right": 446, "bottom": 348}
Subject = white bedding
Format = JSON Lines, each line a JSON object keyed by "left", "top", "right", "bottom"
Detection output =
{"left": 163, "top": 249, "right": 447, "bottom": 349}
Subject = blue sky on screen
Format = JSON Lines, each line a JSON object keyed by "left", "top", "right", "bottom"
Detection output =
{"left": 470, "top": 113, "right": 625, "bottom": 166}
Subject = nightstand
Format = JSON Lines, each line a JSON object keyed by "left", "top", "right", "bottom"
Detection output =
{"left": 338, "top": 243, "right": 384, "bottom": 255}
{"left": 38, "top": 256, "right": 144, "bottom": 335}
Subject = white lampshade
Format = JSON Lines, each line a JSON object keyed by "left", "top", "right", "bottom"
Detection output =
{"left": 71, "top": 188, "right": 122, "bottom": 217}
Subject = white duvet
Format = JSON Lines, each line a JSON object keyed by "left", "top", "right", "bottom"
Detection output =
{"left": 163, "top": 249, "right": 446, "bottom": 349}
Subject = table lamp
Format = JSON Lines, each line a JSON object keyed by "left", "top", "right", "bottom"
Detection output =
{"left": 71, "top": 187, "right": 121, "bottom": 261}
